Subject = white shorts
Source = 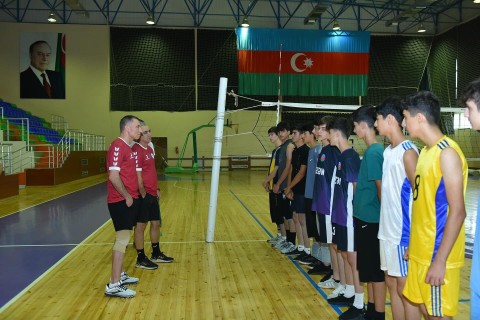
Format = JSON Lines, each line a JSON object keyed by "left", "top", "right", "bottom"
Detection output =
{"left": 380, "top": 239, "right": 408, "bottom": 277}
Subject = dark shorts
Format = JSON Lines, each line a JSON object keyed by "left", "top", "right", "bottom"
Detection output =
{"left": 269, "top": 192, "right": 283, "bottom": 225}
{"left": 290, "top": 194, "right": 306, "bottom": 213}
{"left": 278, "top": 193, "right": 293, "bottom": 220}
{"left": 138, "top": 193, "right": 161, "bottom": 223}
{"left": 354, "top": 217, "right": 384, "bottom": 283}
{"left": 304, "top": 198, "right": 320, "bottom": 240}
{"left": 108, "top": 198, "right": 139, "bottom": 231}
{"left": 317, "top": 212, "right": 332, "bottom": 243}
{"left": 333, "top": 224, "right": 355, "bottom": 252}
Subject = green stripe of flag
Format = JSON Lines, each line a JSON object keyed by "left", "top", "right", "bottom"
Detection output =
{"left": 239, "top": 73, "right": 368, "bottom": 97}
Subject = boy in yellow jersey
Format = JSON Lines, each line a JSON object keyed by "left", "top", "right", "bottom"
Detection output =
{"left": 401, "top": 91, "right": 467, "bottom": 319}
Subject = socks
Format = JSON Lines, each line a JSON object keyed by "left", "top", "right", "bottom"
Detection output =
{"left": 286, "top": 231, "right": 296, "bottom": 244}
{"left": 304, "top": 247, "right": 311, "bottom": 255}
{"left": 136, "top": 248, "right": 145, "bottom": 259}
{"left": 298, "top": 245, "right": 305, "bottom": 252}
{"left": 152, "top": 242, "right": 160, "bottom": 255}
{"left": 344, "top": 284, "right": 355, "bottom": 298}
{"left": 365, "top": 302, "right": 375, "bottom": 320}
{"left": 353, "top": 292, "right": 364, "bottom": 309}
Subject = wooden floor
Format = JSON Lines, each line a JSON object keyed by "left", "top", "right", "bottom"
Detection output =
{"left": 0, "top": 171, "right": 475, "bottom": 319}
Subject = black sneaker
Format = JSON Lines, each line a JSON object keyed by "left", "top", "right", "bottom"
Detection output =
{"left": 319, "top": 269, "right": 333, "bottom": 282}
{"left": 136, "top": 257, "right": 158, "bottom": 270}
{"left": 151, "top": 251, "right": 174, "bottom": 263}
{"left": 308, "top": 263, "right": 331, "bottom": 275}
{"left": 284, "top": 248, "right": 302, "bottom": 256}
{"left": 339, "top": 306, "right": 366, "bottom": 320}
{"left": 327, "top": 294, "right": 354, "bottom": 306}
{"left": 298, "top": 255, "right": 317, "bottom": 265}
{"left": 293, "top": 252, "right": 309, "bottom": 261}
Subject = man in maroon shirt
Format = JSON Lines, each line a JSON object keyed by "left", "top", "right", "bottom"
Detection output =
{"left": 104, "top": 115, "right": 142, "bottom": 298}
{"left": 133, "top": 122, "right": 173, "bottom": 265}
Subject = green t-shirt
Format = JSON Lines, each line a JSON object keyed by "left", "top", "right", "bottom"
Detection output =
{"left": 353, "top": 142, "right": 384, "bottom": 222}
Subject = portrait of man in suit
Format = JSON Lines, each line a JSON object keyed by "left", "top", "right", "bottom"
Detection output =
{"left": 20, "top": 40, "right": 65, "bottom": 99}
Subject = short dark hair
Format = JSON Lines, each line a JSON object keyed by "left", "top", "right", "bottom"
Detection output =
{"left": 119, "top": 115, "right": 140, "bottom": 132}
{"left": 403, "top": 91, "right": 440, "bottom": 126}
{"left": 276, "top": 121, "right": 290, "bottom": 132}
{"left": 329, "top": 117, "right": 352, "bottom": 139}
{"left": 376, "top": 96, "right": 404, "bottom": 127}
{"left": 460, "top": 78, "right": 480, "bottom": 111}
{"left": 301, "top": 122, "right": 315, "bottom": 134}
{"left": 319, "top": 115, "right": 335, "bottom": 129}
{"left": 29, "top": 40, "right": 50, "bottom": 54}
{"left": 292, "top": 124, "right": 304, "bottom": 133}
{"left": 352, "top": 105, "right": 376, "bottom": 128}
{"left": 267, "top": 126, "right": 278, "bottom": 135}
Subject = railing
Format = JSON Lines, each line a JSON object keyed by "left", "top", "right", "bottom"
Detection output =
{"left": 28, "top": 143, "right": 70, "bottom": 169}
{"left": 2, "top": 118, "right": 30, "bottom": 145}
{"left": 66, "top": 129, "right": 105, "bottom": 151}
{"left": 0, "top": 144, "right": 33, "bottom": 174}
{"left": 51, "top": 114, "right": 68, "bottom": 131}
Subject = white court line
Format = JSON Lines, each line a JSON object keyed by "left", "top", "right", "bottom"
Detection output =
{"left": 0, "top": 239, "right": 268, "bottom": 248}
{"left": 0, "top": 180, "right": 106, "bottom": 219}
{"left": 0, "top": 219, "right": 111, "bottom": 313}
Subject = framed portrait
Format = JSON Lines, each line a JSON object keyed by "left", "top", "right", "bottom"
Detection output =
{"left": 20, "top": 32, "right": 66, "bottom": 99}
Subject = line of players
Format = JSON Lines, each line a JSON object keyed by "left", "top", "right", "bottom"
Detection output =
{"left": 264, "top": 89, "right": 474, "bottom": 320}
{"left": 104, "top": 117, "right": 174, "bottom": 298}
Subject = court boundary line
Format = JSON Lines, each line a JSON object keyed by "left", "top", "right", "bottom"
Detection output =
{"left": 0, "top": 219, "right": 111, "bottom": 313}
{"left": 0, "top": 180, "right": 106, "bottom": 219}
{"left": 229, "top": 189, "right": 344, "bottom": 316}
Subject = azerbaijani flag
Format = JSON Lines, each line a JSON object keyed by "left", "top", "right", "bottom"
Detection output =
{"left": 236, "top": 28, "right": 370, "bottom": 97}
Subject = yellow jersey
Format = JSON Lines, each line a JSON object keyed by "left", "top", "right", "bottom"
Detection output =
{"left": 409, "top": 136, "right": 467, "bottom": 268}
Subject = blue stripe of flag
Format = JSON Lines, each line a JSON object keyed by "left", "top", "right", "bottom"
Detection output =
{"left": 236, "top": 27, "right": 370, "bottom": 53}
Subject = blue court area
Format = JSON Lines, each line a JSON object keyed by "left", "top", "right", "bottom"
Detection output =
{"left": 0, "top": 183, "right": 109, "bottom": 308}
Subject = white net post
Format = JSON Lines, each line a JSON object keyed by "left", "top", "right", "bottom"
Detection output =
{"left": 206, "top": 77, "right": 228, "bottom": 243}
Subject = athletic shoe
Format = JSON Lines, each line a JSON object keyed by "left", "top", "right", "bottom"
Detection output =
{"left": 276, "top": 241, "right": 290, "bottom": 251}
{"left": 280, "top": 242, "right": 296, "bottom": 254}
{"left": 298, "top": 254, "right": 317, "bottom": 265}
{"left": 318, "top": 277, "right": 339, "bottom": 289}
{"left": 151, "top": 251, "right": 174, "bottom": 263}
{"left": 136, "top": 257, "right": 158, "bottom": 270}
{"left": 327, "top": 284, "right": 345, "bottom": 299}
{"left": 284, "top": 248, "right": 302, "bottom": 256}
{"left": 120, "top": 271, "right": 139, "bottom": 285}
{"left": 267, "top": 234, "right": 282, "bottom": 244}
{"left": 273, "top": 239, "right": 286, "bottom": 249}
{"left": 105, "top": 281, "right": 136, "bottom": 298}
{"left": 319, "top": 269, "right": 333, "bottom": 282}
{"left": 293, "top": 252, "right": 308, "bottom": 261}
{"left": 307, "top": 262, "right": 330, "bottom": 274}
{"left": 328, "top": 294, "right": 354, "bottom": 306}
{"left": 339, "top": 306, "right": 366, "bottom": 320}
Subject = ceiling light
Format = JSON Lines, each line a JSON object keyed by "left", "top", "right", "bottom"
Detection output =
{"left": 146, "top": 16, "right": 155, "bottom": 25}
{"left": 417, "top": 23, "right": 426, "bottom": 33}
{"left": 47, "top": 12, "right": 56, "bottom": 23}
{"left": 474, "top": 0, "right": 480, "bottom": 3}
{"left": 241, "top": 17, "right": 249, "bottom": 28}
{"left": 332, "top": 21, "right": 341, "bottom": 31}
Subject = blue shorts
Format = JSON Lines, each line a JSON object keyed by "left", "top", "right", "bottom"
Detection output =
{"left": 290, "top": 194, "right": 306, "bottom": 213}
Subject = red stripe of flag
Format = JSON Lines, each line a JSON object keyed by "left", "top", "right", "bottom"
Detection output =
{"left": 238, "top": 50, "right": 369, "bottom": 75}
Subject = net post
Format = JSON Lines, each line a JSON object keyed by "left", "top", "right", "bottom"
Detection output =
{"left": 206, "top": 77, "right": 228, "bottom": 243}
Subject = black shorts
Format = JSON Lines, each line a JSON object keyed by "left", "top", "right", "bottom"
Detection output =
{"left": 317, "top": 212, "right": 333, "bottom": 243}
{"left": 354, "top": 217, "right": 384, "bottom": 283}
{"left": 333, "top": 224, "right": 355, "bottom": 252}
{"left": 138, "top": 193, "right": 161, "bottom": 223}
{"left": 269, "top": 192, "right": 283, "bottom": 225}
{"left": 290, "top": 194, "right": 306, "bottom": 213}
{"left": 304, "top": 198, "right": 320, "bottom": 240}
{"left": 108, "top": 198, "right": 139, "bottom": 231}
{"left": 278, "top": 193, "right": 293, "bottom": 220}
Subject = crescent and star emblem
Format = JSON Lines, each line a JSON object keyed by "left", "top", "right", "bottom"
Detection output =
{"left": 290, "top": 53, "right": 314, "bottom": 73}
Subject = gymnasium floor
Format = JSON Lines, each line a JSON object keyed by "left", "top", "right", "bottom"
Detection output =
{"left": 0, "top": 171, "right": 475, "bottom": 319}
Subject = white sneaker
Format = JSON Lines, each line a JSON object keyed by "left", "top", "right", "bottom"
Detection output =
{"left": 273, "top": 239, "right": 286, "bottom": 249}
{"left": 318, "top": 277, "right": 339, "bottom": 289}
{"left": 120, "top": 271, "right": 139, "bottom": 285}
{"left": 267, "top": 234, "right": 281, "bottom": 244}
{"left": 280, "top": 242, "right": 296, "bottom": 254}
{"left": 327, "top": 284, "right": 345, "bottom": 299}
{"left": 105, "top": 281, "right": 136, "bottom": 298}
